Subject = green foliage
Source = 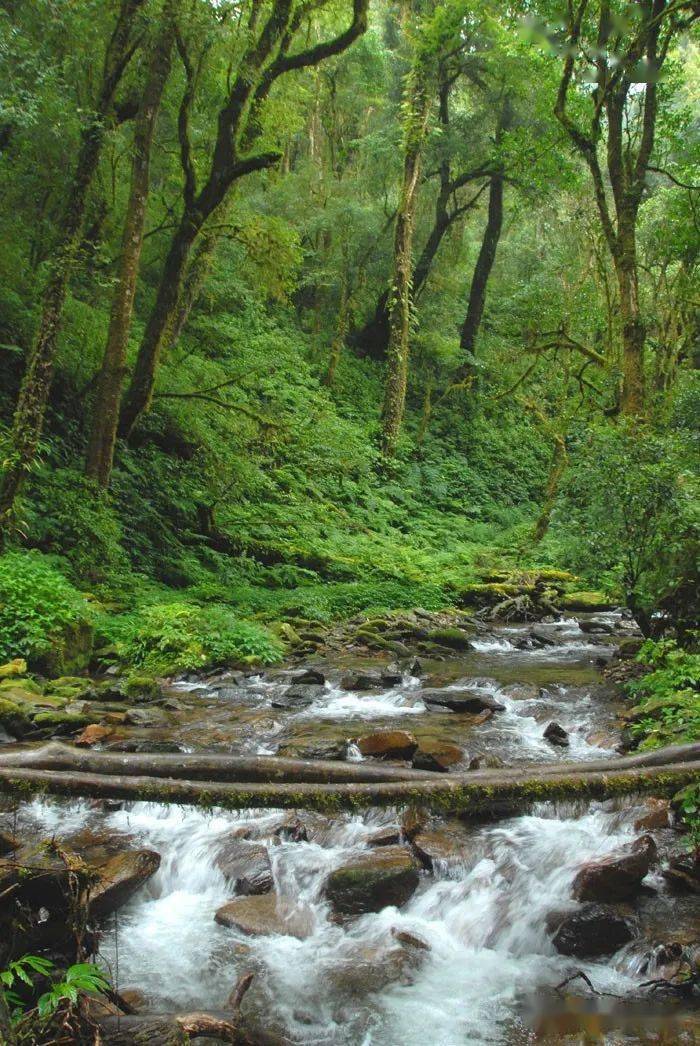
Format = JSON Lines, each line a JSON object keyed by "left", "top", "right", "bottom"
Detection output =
{"left": 0, "top": 552, "right": 93, "bottom": 665}
{"left": 1, "top": 954, "right": 108, "bottom": 1027}
{"left": 103, "top": 601, "right": 284, "bottom": 672}
{"left": 626, "top": 639, "right": 700, "bottom": 750}
{"left": 553, "top": 421, "right": 699, "bottom": 625}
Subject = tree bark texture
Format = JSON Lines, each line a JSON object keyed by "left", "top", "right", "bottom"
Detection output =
{"left": 86, "top": 6, "right": 175, "bottom": 487}
{"left": 380, "top": 55, "right": 431, "bottom": 456}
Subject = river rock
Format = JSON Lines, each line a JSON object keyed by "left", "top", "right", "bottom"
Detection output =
{"left": 411, "top": 828, "right": 466, "bottom": 871}
{"left": 578, "top": 619, "right": 615, "bottom": 634}
{"left": 572, "top": 835, "right": 657, "bottom": 902}
{"left": 367, "top": 827, "right": 401, "bottom": 847}
{"left": 340, "top": 670, "right": 385, "bottom": 691}
{"left": 324, "top": 846, "right": 420, "bottom": 917}
{"left": 549, "top": 903, "right": 636, "bottom": 957}
{"left": 271, "top": 683, "right": 325, "bottom": 709}
{"left": 215, "top": 840, "right": 273, "bottom": 895}
{"left": 527, "top": 626, "right": 561, "bottom": 648}
{"left": 89, "top": 848, "right": 161, "bottom": 918}
{"left": 391, "top": 927, "right": 431, "bottom": 951}
{"left": 662, "top": 849, "right": 700, "bottom": 894}
{"left": 543, "top": 721, "right": 569, "bottom": 748}
{"left": 74, "top": 723, "right": 114, "bottom": 747}
{"left": 291, "top": 667, "right": 326, "bottom": 685}
{"left": 422, "top": 688, "right": 505, "bottom": 714}
{"left": 124, "top": 707, "right": 168, "bottom": 728}
{"left": 215, "top": 893, "right": 313, "bottom": 938}
{"left": 634, "top": 798, "right": 670, "bottom": 831}
{"left": 381, "top": 668, "right": 403, "bottom": 686}
{"left": 356, "top": 730, "right": 417, "bottom": 760}
{"left": 614, "top": 637, "right": 645, "bottom": 660}
{"left": 411, "top": 740, "right": 462, "bottom": 772}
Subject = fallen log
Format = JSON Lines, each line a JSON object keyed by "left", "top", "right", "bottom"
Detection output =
{"left": 0, "top": 742, "right": 438, "bottom": 784}
{"left": 1, "top": 740, "right": 697, "bottom": 786}
{"left": 96, "top": 1011, "right": 271, "bottom": 1045}
{"left": 0, "top": 760, "right": 697, "bottom": 816}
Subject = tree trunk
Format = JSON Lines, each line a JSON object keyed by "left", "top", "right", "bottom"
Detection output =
{"left": 380, "top": 59, "right": 431, "bottom": 457}
{"left": 86, "top": 9, "right": 174, "bottom": 487}
{"left": 458, "top": 170, "right": 503, "bottom": 363}
{"left": 615, "top": 223, "right": 645, "bottom": 414}
{"left": 118, "top": 212, "right": 201, "bottom": 437}
{"left": 532, "top": 432, "right": 567, "bottom": 543}
{"left": 323, "top": 267, "right": 350, "bottom": 386}
{"left": 0, "top": 0, "right": 145, "bottom": 532}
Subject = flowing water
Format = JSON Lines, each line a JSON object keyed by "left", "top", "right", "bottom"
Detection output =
{"left": 7, "top": 615, "right": 698, "bottom": 1043}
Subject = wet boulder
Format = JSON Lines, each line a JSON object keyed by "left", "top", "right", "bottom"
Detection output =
{"left": 271, "top": 683, "right": 325, "bottom": 709}
{"left": 89, "top": 848, "right": 161, "bottom": 918}
{"left": 544, "top": 722, "right": 569, "bottom": 748}
{"left": 340, "top": 670, "right": 385, "bottom": 691}
{"left": 633, "top": 798, "right": 670, "bottom": 832}
{"left": 290, "top": 666, "right": 326, "bottom": 685}
{"left": 356, "top": 730, "right": 418, "bottom": 760}
{"left": 424, "top": 628, "right": 473, "bottom": 651}
{"left": 215, "top": 840, "right": 273, "bottom": 895}
{"left": 124, "top": 706, "right": 169, "bottom": 728}
{"left": 614, "top": 637, "right": 645, "bottom": 661}
{"left": 662, "top": 849, "right": 700, "bottom": 894}
{"left": 411, "top": 740, "right": 463, "bottom": 772}
{"left": 74, "top": 723, "right": 114, "bottom": 747}
{"left": 324, "top": 846, "right": 420, "bottom": 918}
{"left": 528, "top": 626, "right": 561, "bottom": 648}
{"left": 215, "top": 893, "right": 313, "bottom": 939}
{"left": 381, "top": 667, "right": 403, "bottom": 686}
{"left": 411, "top": 827, "right": 468, "bottom": 872}
{"left": 572, "top": 835, "right": 657, "bottom": 902}
{"left": 578, "top": 619, "right": 614, "bottom": 634}
{"left": 422, "top": 688, "right": 505, "bottom": 714}
{"left": 549, "top": 903, "right": 636, "bottom": 957}
{"left": 367, "top": 827, "right": 401, "bottom": 847}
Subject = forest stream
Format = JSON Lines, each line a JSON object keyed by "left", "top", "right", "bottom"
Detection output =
{"left": 2, "top": 613, "right": 698, "bottom": 1044}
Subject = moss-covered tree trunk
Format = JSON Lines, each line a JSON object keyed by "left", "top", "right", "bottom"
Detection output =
{"left": 86, "top": 7, "right": 174, "bottom": 488}
{"left": 0, "top": 0, "right": 146, "bottom": 533}
{"left": 380, "top": 55, "right": 431, "bottom": 457}
{"left": 118, "top": 0, "right": 369, "bottom": 440}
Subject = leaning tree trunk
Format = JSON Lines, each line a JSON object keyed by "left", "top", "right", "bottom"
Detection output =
{"left": 380, "top": 59, "right": 431, "bottom": 457}
{"left": 86, "top": 9, "right": 174, "bottom": 488}
{"left": 0, "top": 0, "right": 145, "bottom": 534}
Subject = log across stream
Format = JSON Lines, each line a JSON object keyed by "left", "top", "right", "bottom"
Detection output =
{"left": 1, "top": 614, "right": 698, "bottom": 1044}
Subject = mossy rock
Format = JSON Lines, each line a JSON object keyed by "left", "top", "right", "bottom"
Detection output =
{"left": 425, "top": 627, "right": 473, "bottom": 650}
{"left": 0, "top": 659, "right": 27, "bottom": 679}
{"left": 34, "top": 621, "right": 94, "bottom": 676}
{"left": 0, "top": 697, "right": 32, "bottom": 736}
{"left": 0, "top": 677, "right": 42, "bottom": 696}
{"left": 455, "top": 582, "right": 522, "bottom": 607}
{"left": 32, "top": 710, "right": 96, "bottom": 733}
{"left": 0, "top": 685, "right": 64, "bottom": 709}
{"left": 560, "top": 591, "right": 616, "bottom": 611}
{"left": 124, "top": 674, "right": 162, "bottom": 701}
